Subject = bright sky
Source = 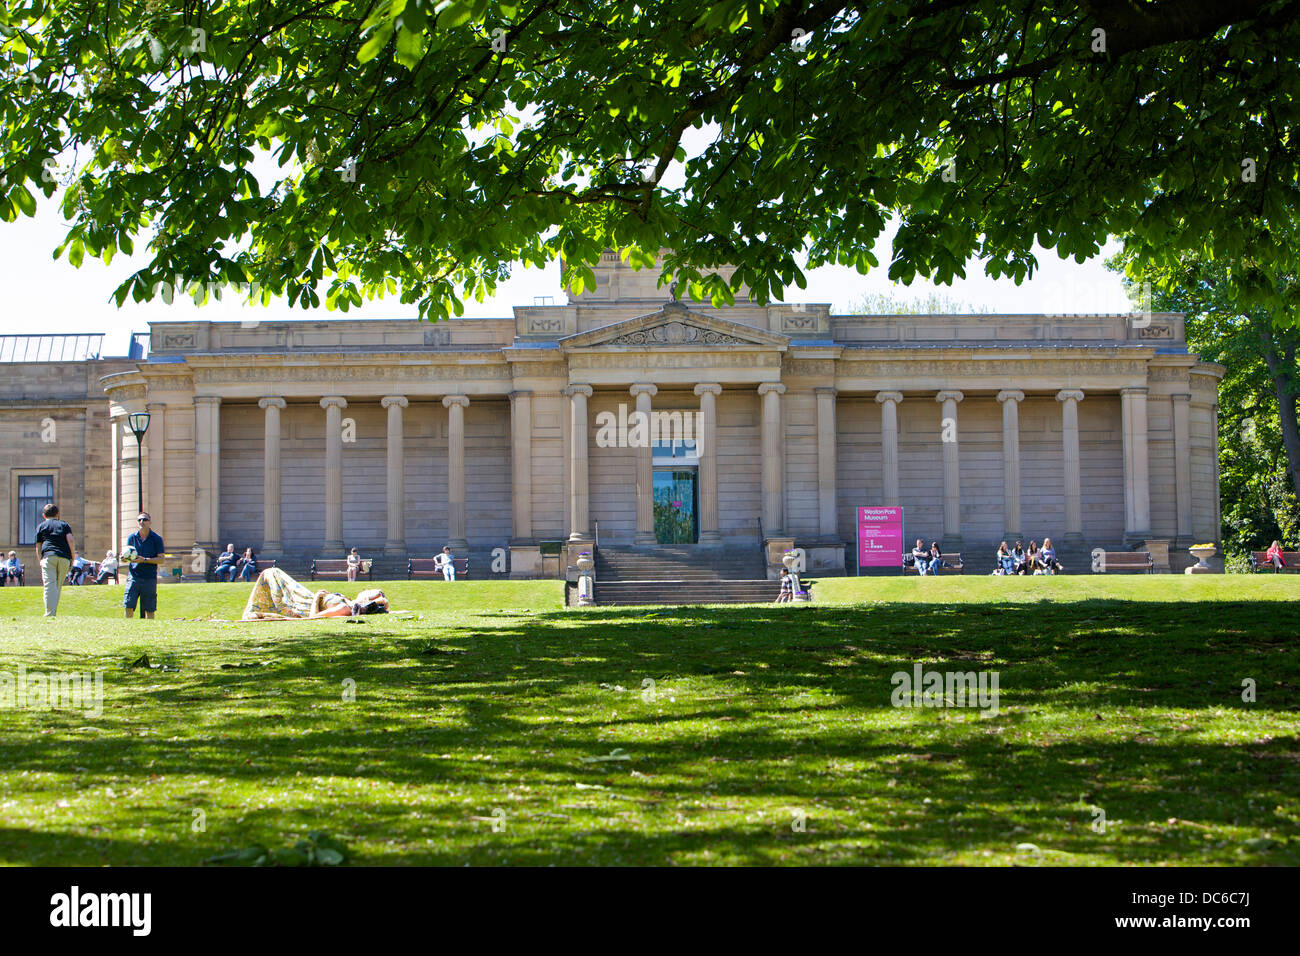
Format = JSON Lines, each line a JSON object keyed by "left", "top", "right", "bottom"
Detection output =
{"left": 0, "top": 118, "right": 1135, "bottom": 355}
{"left": 0, "top": 199, "right": 1134, "bottom": 357}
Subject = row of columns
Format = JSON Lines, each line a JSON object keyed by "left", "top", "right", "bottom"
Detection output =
{"left": 190, "top": 382, "right": 1166, "bottom": 552}
{"left": 202, "top": 394, "right": 484, "bottom": 554}
{"left": 872, "top": 387, "right": 1150, "bottom": 543}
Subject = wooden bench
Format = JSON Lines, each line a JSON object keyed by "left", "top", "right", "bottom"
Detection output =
{"left": 206, "top": 557, "right": 275, "bottom": 582}
{"left": 902, "top": 553, "right": 964, "bottom": 574}
{"left": 1093, "top": 550, "right": 1154, "bottom": 573}
{"left": 1250, "top": 551, "right": 1300, "bottom": 572}
{"left": 408, "top": 557, "right": 470, "bottom": 579}
{"left": 311, "top": 558, "right": 372, "bottom": 581}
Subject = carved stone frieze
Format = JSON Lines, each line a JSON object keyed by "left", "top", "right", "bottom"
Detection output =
{"left": 602, "top": 320, "right": 750, "bottom": 346}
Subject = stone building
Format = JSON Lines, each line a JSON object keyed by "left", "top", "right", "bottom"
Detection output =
{"left": 3, "top": 253, "right": 1223, "bottom": 581}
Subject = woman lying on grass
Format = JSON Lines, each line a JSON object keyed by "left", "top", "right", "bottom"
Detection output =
{"left": 241, "top": 567, "right": 390, "bottom": 621}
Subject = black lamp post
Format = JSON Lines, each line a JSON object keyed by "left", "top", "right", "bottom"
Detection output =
{"left": 127, "top": 411, "right": 151, "bottom": 514}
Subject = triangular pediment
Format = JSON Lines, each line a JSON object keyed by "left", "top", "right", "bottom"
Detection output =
{"left": 559, "top": 302, "right": 789, "bottom": 351}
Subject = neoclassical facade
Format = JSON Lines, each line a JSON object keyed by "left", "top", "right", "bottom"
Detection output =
{"left": 92, "top": 253, "right": 1224, "bottom": 576}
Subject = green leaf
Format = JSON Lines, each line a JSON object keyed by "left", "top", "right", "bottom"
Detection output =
{"left": 358, "top": 22, "right": 394, "bottom": 63}
{"left": 13, "top": 185, "right": 36, "bottom": 217}
{"left": 436, "top": 0, "right": 476, "bottom": 29}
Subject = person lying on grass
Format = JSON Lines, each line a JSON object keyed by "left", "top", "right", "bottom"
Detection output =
{"left": 241, "top": 566, "right": 389, "bottom": 621}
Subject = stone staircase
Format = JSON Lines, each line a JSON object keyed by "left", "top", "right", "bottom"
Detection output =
{"left": 592, "top": 546, "right": 776, "bottom": 606}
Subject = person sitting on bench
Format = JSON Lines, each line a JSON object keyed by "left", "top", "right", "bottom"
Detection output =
{"left": 95, "top": 549, "right": 119, "bottom": 584}
{"left": 434, "top": 546, "right": 457, "bottom": 581}
{"left": 996, "top": 541, "right": 1015, "bottom": 575}
{"left": 1, "top": 551, "right": 23, "bottom": 586}
{"left": 1011, "top": 541, "right": 1027, "bottom": 574}
{"left": 928, "top": 541, "right": 944, "bottom": 575}
{"left": 68, "top": 554, "right": 94, "bottom": 586}
{"left": 236, "top": 547, "right": 259, "bottom": 582}
{"left": 214, "top": 544, "right": 238, "bottom": 582}
{"left": 911, "top": 539, "right": 929, "bottom": 574}
{"left": 1039, "top": 537, "right": 1064, "bottom": 574}
{"left": 242, "top": 566, "right": 390, "bottom": 621}
{"left": 1266, "top": 540, "right": 1287, "bottom": 570}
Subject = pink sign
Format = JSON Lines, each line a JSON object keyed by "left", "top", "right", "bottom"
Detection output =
{"left": 857, "top": 507, "right": 904, "bottom": 569}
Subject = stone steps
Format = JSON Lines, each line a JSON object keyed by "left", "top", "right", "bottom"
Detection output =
{"left": 592, "top": 546, "right": 774, "bottom": 605}
{"left": 593, "top": 580, "right": 782, "bottom": 605}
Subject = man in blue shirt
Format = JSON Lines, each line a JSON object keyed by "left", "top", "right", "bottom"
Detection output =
{"left": 124, "top": 512, "right": 165, "bottom": 619}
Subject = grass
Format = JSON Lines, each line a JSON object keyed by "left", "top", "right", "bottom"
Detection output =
{"left": 0, "top": 575, "right": 1297, "bottom": 866}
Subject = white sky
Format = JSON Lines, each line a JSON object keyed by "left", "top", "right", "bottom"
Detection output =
{"left": 0, "top": 199, "right": 1134, "bottom": 357}
{"left": 0, "top": 120, "right": 1135, "bottom": 355}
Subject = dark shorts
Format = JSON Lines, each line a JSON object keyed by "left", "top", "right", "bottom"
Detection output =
{"left": 124, "top": 578, "right": 158, "bottom": 612}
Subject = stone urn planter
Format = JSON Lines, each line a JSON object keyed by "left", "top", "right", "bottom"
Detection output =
{"left": 1185, "top": 544, "right": 1216, "bottom": 574}
{"left": 575, "top": 553, "right": 596, "bottom": 605}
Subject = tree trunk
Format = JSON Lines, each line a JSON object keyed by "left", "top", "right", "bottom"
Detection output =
{"left": 1256, "top": 319, "right": 1300, "bottom": 500}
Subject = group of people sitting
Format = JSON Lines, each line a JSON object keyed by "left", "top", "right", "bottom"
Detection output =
{"left": 0, "top": 550, "right": 23, "bottom": 586}
{"left": 213, "top": 545, "right": 261, "bottom": 582}
{"left": 994, "top": 538, "right": 1064, "bottom": 575}
{"left": 66, "top": 550, "right": 120, "bottom": 585}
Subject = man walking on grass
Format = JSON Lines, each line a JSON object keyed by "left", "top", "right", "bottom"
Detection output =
{"left": 124, "top": 512, "right": 165, "bottom": 619}
{"left": 34, "top": 503, "right": 77, "bottom": 617}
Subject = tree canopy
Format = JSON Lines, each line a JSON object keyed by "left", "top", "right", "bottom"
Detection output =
{"left": 3, "top": 0, "right": 1300, "bottom": 318}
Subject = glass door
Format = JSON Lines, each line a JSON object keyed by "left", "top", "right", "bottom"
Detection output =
{"left": 653, "top": 469, "right": 698, "bottom": 544}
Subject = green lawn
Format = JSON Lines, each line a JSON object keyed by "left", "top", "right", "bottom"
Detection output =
{"left": 0, "top": 576, "right": 1297, "bottom": 866}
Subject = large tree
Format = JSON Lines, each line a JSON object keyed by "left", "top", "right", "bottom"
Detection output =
{"left": 3, "top": 0, "right": 1300, "bottom": 317}
{"left": 1111, "top": 248, "right": 1300, "bottom": 552}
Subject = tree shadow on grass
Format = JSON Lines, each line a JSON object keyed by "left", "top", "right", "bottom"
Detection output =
{"left": 0, "top": 599, "right": 1297, "bottom": 864}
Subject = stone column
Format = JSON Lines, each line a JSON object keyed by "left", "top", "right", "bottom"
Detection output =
{"left": 1057, "top": 390, "right": 1085, "bottom": 543}
{"left": 509, "top": 390, "right": 534, "bottom": 543}
{"left": 876, "top": 391, "right": 903, "bottom": 506}
{"left": 1171, "top": 392, "right": 1193, "bottom": 546}
{"left": 110, "top": 411, "right": 122, "bottom": 555}
{"left": 630, "top": 383, "right": 658, "bottom": 545}
{"left": 258, "top": 397, "right": 285, "bottom": 554}
{"left": 443, "top": 395, "right": 470, "bottom": 551}
{"left": 694, "top": 384, "right": 722, "bottom": 545}
{"left": 815, "top": 387, "right": 839, "bottom": 540}
{"left": 382, "top": 396, "right": 408, "bottom": 554}
{"left": 320, "top": 396, "right": 347, "bottom": 551}
{"left": 145, "top": 402, "right": 166, "bottom": 533}
{"left": 936, "top": 390, "right": 964, "bottom": 545}
{"left": 566, "top": 385, "right": 594, "bottom": 541}
{"left": 194, "top": 395, "right": 221, "bottom": 548}
{"left": 1120, "top": 386, "right": 1152, "bottom": 542}
{"left": 997, "top": 390, "right": 1024, "bottom": 542}
{"left": 758, "top": 383, "right": 786, "bottom": 535}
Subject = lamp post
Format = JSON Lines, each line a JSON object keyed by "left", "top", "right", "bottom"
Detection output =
{"left": 127, "top": 411, "right": 151, "bottom": 515}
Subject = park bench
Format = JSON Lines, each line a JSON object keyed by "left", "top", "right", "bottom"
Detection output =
{"left": 408, "top": 556, "right": 470, "bottom": 579}
{"left": 311, "top": 557, "right": 372, "bottom": 581}
{"left": 1249, "top": 550, "right": 1300, "bottom": 572}
{"left": 1093, "top": 550, "right": 1154, "bottom": 573}
{"left": 204, "top": 556, "right": 275, "bottom": 582}
{"left": 902, "top": 552, "right": 964, "bottom": 574}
